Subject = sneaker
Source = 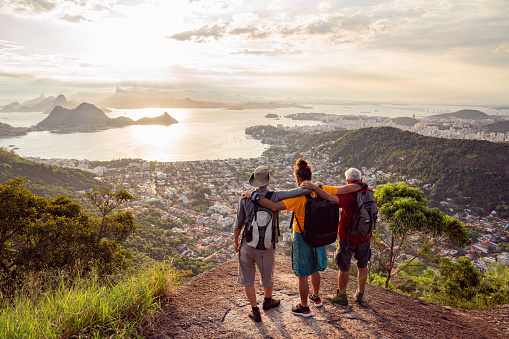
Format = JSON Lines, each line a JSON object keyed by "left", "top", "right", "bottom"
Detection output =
{"left": 330, "top": 290, "right": 348, "bottom": 305}
{"left": 248, "top": 308, "right": 262, "bottom": 322}
{"left": 262, "top": 297, "right": 281, "bottom": 310}
{"left": 354, "top": 291, "right": 364, "bottom": 304}
{"left": 309, "top": 294, "right": 323, "bottom": 307}
{"left": 291, "top": 303, "right": 312, "bottom": 317}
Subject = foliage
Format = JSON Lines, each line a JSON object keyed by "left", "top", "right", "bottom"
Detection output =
{"left": 372, "top": 182, "right": 471, "bottom": 288}
{"left": 0, "top": 178, "right": 135, "bottom": 294}
{"left": 300, "top": 126, "right": 509, "bottom": 218}
{"left": 0, "top": 262, "right": 180, "bottom": 338}
{"left": 423, "top": 257, "right": 509, "bottom": 309}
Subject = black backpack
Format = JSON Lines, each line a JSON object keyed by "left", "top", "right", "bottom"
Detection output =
{"left": 344, "top": 190, "right": 378, "bottom": 244}
{"left": 294, "top": 194, "right": 340, "bottom": 248}
{"left": 244, "top": 191, "right": 277, "bottom": 250}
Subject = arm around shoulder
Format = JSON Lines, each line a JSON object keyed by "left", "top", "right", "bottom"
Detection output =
{"left": 258, "top": 196, "right": 286, "bottom": 212}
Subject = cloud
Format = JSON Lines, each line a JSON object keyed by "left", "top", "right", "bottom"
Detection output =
{"left": 0, "top": 40, "right": 23, "bottom": 51}
{"left": 60, "top": 14, "right": 90, "bottom": 23}
{"left": 493, "top": 42, "right": 509, "bottom": 55}
{"left": 13, "top": 0, "right": 57, "bottom": 13}
{"left": 168, "top": 24, "right": 227, "bottom": 42}
{"left": 233, "top": 48, "right": 303, "bottom": 56}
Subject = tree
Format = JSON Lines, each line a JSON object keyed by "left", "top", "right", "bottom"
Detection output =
{"left": 0, "top": 178, "right": 136, "bottom": 293}
{"left": 373, "top": 182, "right": 471, "bottom": 288}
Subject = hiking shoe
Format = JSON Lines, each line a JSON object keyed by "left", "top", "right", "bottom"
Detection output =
{"left": 262, "top": 297, "right": 281, "bottom": 310}
{"left": 330, "top": 291, "right": 348, "bottom": 305}
{"left": 354, "top": 291, "right": 364, "bottom": 304}
{"left": 291, "top": 303, "right": 312, "bottom": 317}
{"left": 248, "top": 308, "right": 262, "bottom": 322}
{"left": 309, "top": 294, "right": 323, "bottom": 307}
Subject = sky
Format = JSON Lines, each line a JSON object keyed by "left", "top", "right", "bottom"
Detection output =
{"left": 0, "top": 0, "right": 508, "bottom": 106}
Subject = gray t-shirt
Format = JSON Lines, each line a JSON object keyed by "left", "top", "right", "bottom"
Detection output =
{"left": 234, "top": 187, "right": 311, "bottom": 230}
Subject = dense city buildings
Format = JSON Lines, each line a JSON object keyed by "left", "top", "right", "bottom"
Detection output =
{"left": 23, "top": 131, "right": 509, "bottom": 273}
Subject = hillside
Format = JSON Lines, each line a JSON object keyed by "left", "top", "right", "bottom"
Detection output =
{"left": 430, "top": 109, "right": 491, "bottom": 119}
{"left": 301, "top": 127, "right": 509, "bottom": 217}
{"left": 0, "top": 122, "right": 27, "bottom": 137}
{"left": 145, "top": 255, "right": 508, "bottom": 338}
{"left": 0, "top": 148, "right": 103, "bottom": 199}
{"left": 483, "top": 120, "right": 509, "bottom": 133}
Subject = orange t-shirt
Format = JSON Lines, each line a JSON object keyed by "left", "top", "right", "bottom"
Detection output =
{"left": 282, "top": 186, "right": 337, "bottom": 233}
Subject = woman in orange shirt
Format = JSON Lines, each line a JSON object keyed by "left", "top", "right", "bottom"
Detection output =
{"left": 247, "top": 158, "right": 361, "bottom": 317}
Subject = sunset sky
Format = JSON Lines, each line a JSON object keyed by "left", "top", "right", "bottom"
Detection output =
{"left": 0, "top": 0, "right": 508, "bottom": 105}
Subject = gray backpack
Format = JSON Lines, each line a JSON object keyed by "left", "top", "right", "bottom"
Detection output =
{"left": 244, "top": 191, "right": 276, "bottom": 250}
{"left": 345, "top": 190, "right": 378, "bottom": 244}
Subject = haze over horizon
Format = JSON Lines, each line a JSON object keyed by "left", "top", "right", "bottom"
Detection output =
{"left": 0, "top": 0, "right": 508, "bottom": 106}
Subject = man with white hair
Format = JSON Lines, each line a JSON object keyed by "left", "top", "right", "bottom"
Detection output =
{"left": 301, "top": 167, "right": 371, "bottom": 305}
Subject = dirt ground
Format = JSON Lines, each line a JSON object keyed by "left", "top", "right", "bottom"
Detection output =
{"left": 144, "top": 255, "right": 509, "bottom": 339}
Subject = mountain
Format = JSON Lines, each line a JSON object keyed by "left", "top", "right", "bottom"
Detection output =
{"left": 145, "top": 255, "right": 509, "bottom": 338}
{"left": 136, "top": 112, "right": 179, "bottom": 125}
{"left": 430, "top": 109, "right": 491, "bottom": 119}
{"left": 100, "top": 87, "right": 225, "bottom": 109}
{"left": 21, "top": 93, "right": 46, "bottom": 107}
{"left": 37, "top": 102, "right": 179, "bottom": 131}
{"left": 301, "top": 126, "right": 509, "bottom": 217}
{"left": 0, "top": 102, "right": 21, "bottom": 112}
{"left": 1, "top": 94, "right": 79, "bottom": 113}
{"left": 37, "top": 102, "right": 112, "bottom": 129}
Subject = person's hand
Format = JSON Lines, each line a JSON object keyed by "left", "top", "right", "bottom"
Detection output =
{"left": 314, "top": 181, "right": 324, "bottom": 187}
{"left": 300, "top": 180, "right": 317, "bottom": 190}
{"left": 242, "top": 190, "right": 254, "bottom": 199}
{"left": 234, "top": 241, "right": 239, "bottom": 252}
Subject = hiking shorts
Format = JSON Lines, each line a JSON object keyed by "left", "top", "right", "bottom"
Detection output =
{"left": 237, "top": 239, "right": 275, "bottom": 288}
{"left": 292, "top": 231, "right": 327, "bottom": 277}
{"left": 335, "top": 240, "right": 371, "bottom": 272}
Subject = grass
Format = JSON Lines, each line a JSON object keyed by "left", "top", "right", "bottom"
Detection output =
{"left": 0, "top": 262, "right": 180, "bottom": 338}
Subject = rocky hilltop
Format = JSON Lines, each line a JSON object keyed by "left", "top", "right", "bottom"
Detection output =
{"left": 36, "top": 102, "right": 178, "bottom": 132}
{"left": 144, "top": 255, "right": 508, "bottom": 338}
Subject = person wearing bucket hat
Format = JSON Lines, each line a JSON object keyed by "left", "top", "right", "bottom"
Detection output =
{"left": 234, "top": 165, "right": 311, "bottom": 322}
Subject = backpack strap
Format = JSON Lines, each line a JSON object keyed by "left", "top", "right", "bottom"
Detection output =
{"left": 294, "top": 194, "right": 309, "bottom": 235}
{"left": 341, "top": 192, "right": 357, "bottom": 247}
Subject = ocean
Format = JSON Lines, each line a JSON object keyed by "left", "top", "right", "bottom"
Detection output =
{"left": 1, "top": 104, "right": 507, "bottom": 162}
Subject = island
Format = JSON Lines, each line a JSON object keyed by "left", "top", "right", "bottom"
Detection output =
{"left": 265, "top": 113, "right": 279, "bottom": 119}
{"left": 35, "top": 102, "right": 178, "bottom": 133}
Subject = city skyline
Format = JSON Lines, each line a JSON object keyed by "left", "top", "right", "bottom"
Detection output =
{"left": 0, "top": 0, "right": 508, "bottom": 106}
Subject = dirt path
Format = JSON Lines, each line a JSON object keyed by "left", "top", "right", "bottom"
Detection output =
{"left": 145, "top": 256, "right": 508, "bottom": 338}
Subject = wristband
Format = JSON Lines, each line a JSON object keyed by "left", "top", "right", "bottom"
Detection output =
{"left": 361, "top": 183, "right": 368, "bottom": 191}
{"left": 250, "top": 191, "right": 260, "bottom": 202}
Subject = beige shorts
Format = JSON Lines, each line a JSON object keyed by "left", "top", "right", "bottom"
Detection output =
{"left": 237, "top": 238, "right": 275, "bottom": 288}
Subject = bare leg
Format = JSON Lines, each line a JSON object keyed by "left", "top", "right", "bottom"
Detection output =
{"left": 263, "top": 285, "right": 273, "bottom": 298}
{"left": 245, "top": 285, "right": 257, "bottom": 307}
{"left": 339, "top": 270, "right": 349, "bottom": 294}
{"left": 310, "top": 271, "right": 320, "bottom": 296}
{"left": 298, "top": 276, "right": 309, "bottom": 307}
{"left": 357, "top": 267, "right": 368, "bottom": 293}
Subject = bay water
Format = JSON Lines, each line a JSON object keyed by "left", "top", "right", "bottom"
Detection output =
{"left": 0, "top": 104, "right": 507, "bottom": 161}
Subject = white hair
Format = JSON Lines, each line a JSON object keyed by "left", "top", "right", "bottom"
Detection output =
{"left": 344, "top": 168, "right": 362, "bottom": 182}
